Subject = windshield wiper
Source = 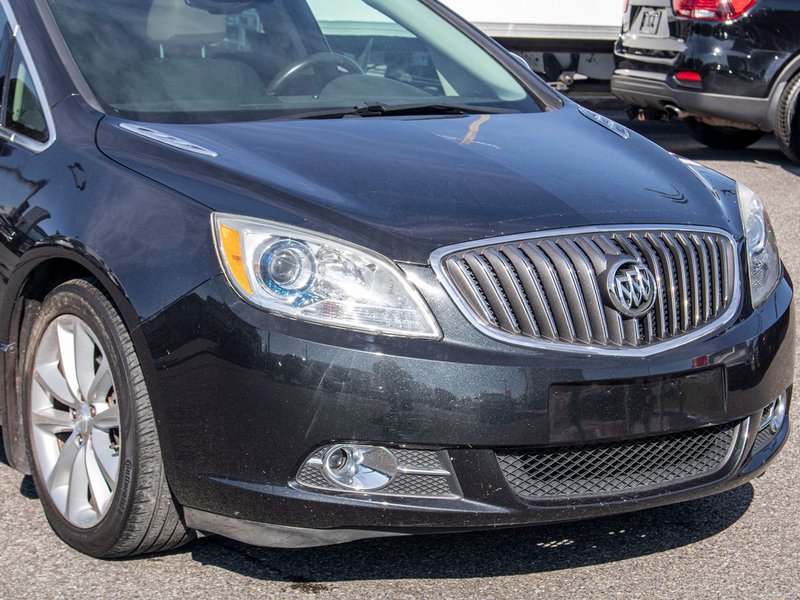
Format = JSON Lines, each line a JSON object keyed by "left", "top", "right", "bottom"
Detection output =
{"left": 286, "top": 102, "right": 521, "bottom": 120}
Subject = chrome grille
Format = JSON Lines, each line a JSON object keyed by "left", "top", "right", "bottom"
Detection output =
{"left": 433, "top": 227, "right": 738, "bottom": 352}
{"left": 497, "top": 421, "right": 741, "bottom": 499}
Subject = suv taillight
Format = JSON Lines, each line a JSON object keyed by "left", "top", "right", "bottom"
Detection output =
{"left": 672, "top": 0, "right": 756, "bottom": 20}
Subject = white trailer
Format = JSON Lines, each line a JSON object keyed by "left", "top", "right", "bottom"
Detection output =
{"left": 439, "top": 0, "right": 625, "bottom": 86}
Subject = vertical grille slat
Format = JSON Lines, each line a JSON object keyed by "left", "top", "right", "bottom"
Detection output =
{"left": 705, "top": 236, "right": 723, "bottom": 316}
{"left": 647, "top": 233, "right": 681, "bottom": 335}
{"left": 631, "top": 234, "right": 668, "bottom": 339}
{"left": 593, "top": 233, "right": 622, "bottom": 257}
{"left": 502, "top": 246, "right": 559, "bottom": 340}
{"left": 558, "top": 239, "right": 610, "bottom": 345}
{"left": 438, "top": 228, "right": 737, "bottom": 351}
{"left": 663, "top": 234, "right": 692, "bottom": 331}
{"left": 444, "top": 257, "right": 497, "bottom": 325}
{"left": 483, "top": 248, "right": 540, "bottom": 338}
{"left": 575, "top": 237, "right": 625, "bottom": 345}
{"left": 540, "top": 240, "right": 593, "bottom": 344}
{"left": 717, "top": 238, "right": 731, "bottom": 307}
{"left": 521, "top": 242, "right": 577, "bottom": 342}
{"left": 693, "top": 234, "right": 713, "bottom": 322}
{"left": 677, "top": 233, "right": 703, "bottom": 328}
{"left": 623, "top": 319, "right": 641, "bottom": 346}
{"left": 463, "top": 253, "right": 519, "bottom": 333}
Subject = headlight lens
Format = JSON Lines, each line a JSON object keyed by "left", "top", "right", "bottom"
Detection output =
{"left": 738, "top": 183, "right": 781, "bottom": 308}
{"left": 212, "top": 214, "right": 441, "bottom": 338}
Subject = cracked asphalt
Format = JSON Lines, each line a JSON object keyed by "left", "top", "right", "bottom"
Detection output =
{"left": 1, "top": 108, "right": 798, "bottom": 600}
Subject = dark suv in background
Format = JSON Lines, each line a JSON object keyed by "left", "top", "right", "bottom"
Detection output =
{"left": 612, "top": 0, "right": 800, "bottom": 162}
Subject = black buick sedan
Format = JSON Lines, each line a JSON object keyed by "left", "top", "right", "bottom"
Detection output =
{"left": 0, "top": 0, "right": 793, "bottom": 558}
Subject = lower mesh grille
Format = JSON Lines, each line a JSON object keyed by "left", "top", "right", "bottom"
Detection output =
{"left": 380, "top": 474, "right": 454, "bottom": 497}
{"left": 753, "top": 427, "right": 777, "bottom": 452}
{"left": 497, "top": 421, "right": 741, "bottom": 499}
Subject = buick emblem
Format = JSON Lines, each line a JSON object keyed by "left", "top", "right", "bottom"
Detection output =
{"left": 603, "top": 258, "right": 658, "bottom": 318}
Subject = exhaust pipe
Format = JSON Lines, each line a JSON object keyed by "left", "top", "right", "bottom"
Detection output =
{"left": 664, "top": 104, "right": 690, "bottom": 120}
{"left": 628, "top": 107, "right": 669, "bottom": 122}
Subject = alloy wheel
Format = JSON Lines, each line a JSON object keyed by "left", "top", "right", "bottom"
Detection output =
{"left": 29, "top": 314, "right": 121, "bottom": 528}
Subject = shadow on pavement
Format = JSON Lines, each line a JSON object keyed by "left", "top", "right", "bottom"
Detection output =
{"left": 0, "top": 431, "right": 38, "bottom": 500}
{"left": 19, "top": 475, "right": 37, "bottom": 500}
{"left": 0, "top": 429, "right": 9, "bottom": 468}
{"left": 189, "top": 484, "right": 753, "bottom": 583}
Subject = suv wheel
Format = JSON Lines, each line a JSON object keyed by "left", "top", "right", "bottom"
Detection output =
{"left": 683, "top": 117, "right": 763, "bottom": 150}
{"left": 22, "top": 279, "right": 195, "bottom": 557}
{"left": 775, "top": 72, "right": 800, "bottom": 164}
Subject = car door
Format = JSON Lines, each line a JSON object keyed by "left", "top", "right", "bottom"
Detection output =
{"left": 0, "top": 4, "right": 54, "bottom": 286}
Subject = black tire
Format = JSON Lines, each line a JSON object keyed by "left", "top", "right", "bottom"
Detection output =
{"left": 21, "top": 279, "right": 195, "bottom": 557}
{"left": 683, "top": 117, "right": 764, "bottom": 150}
{"left": 775, "top": 71, "right": 800, "bottom": 164}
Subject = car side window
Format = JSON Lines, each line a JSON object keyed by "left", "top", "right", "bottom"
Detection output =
{"left": 5, "top": 46, "right": 49, "bottom": 143}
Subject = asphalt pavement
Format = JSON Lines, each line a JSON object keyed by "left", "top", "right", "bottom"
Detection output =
{"left": 1, "top": 107, "right": 798, "bottom": 600}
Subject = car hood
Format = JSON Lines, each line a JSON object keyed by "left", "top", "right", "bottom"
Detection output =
{"left": 96, "top": 104, "right": 741, "bottom": 264}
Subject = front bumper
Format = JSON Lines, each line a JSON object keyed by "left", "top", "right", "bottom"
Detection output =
{"left": 611, "top": 71, "right": 774, "bottom": 131}
{"left": 138, "top": 266, "right": 794, "bottom": 547}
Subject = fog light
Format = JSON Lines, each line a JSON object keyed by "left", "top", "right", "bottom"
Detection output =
{"left": 769, "top": 393, "right": 788, "bottom": 434}
{"left": 759, "top": 393, "right": 788, "bottom": 434}
{"left": 321, "top": 444, "right": 398, "bottom": 491}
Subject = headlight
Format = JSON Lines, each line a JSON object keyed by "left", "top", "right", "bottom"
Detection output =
{"left": 738, "top": 183, "right": 781, "bottom": 308}
{"left": 212, "top": 214, "right": 441, "bottom": 338}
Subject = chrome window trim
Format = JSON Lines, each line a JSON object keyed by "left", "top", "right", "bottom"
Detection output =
{"left": 0, "top": 0, "right": 57, "bottom": 154}
{"left": 430, "top": 224, "right": 743, "bottom": 357}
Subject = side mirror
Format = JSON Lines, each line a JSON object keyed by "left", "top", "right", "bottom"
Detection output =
{"left": 509, "top": 53, "right": 533, "bottom": 72}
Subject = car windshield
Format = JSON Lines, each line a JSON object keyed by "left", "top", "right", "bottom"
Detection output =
{"left": 45, "top": 0, "right": 547, "bottom": 123}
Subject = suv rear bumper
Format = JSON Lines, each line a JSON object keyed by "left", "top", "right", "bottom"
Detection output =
{"left": 611, "top": 70, "right": 776, "bottom": 131}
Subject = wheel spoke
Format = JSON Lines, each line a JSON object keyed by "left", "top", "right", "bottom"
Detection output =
{"left": 92, "top": 404, "right": 119, "bottom": 430}
{"left": 91, "top": 429, "right": 119, "bottom": 489}
{"left": 86, "top": 358, "right": 113, "bottom": 405}
{"left": 56, "top": 319, "right": 81, "bottom": 400}
{"left": 46, "top": 430, "right": 81, "bottom": 498}
{"left": 34, "top": 362, "right": 78, "bottom": 408}
{"left": 86, "top": 437, "right": 113, "bottom": 515}
{"left": 66, "top": 441, "right": 91, "bottom": 524}
{"left": 73, "top": 323, "right": 97, "bottom": 402}
{"left": 31, "top": 406, "right": 73, "bottom": 434}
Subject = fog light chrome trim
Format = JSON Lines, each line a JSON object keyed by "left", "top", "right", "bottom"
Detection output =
{"left": 320, "top": 445, "right": 398, "bottom": 492}
{"left": 759, "top": 392, "right": 788, "bottom": 433}
{"left": 296, "top": 446, "right": 462, "bottom": 499}
{"left": 769, "top": 393, "right": 788, "bottom": 434}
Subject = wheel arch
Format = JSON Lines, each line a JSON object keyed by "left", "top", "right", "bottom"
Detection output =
{"left": 1, "top": 243, "right": 142, "bottom": 474}
{"left": 765, "top": 50, "right": 800, "bottom": 130}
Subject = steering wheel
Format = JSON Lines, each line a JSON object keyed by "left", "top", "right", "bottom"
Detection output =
{"left": 267, "top": 52, "right": 364, "bottom": 95}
